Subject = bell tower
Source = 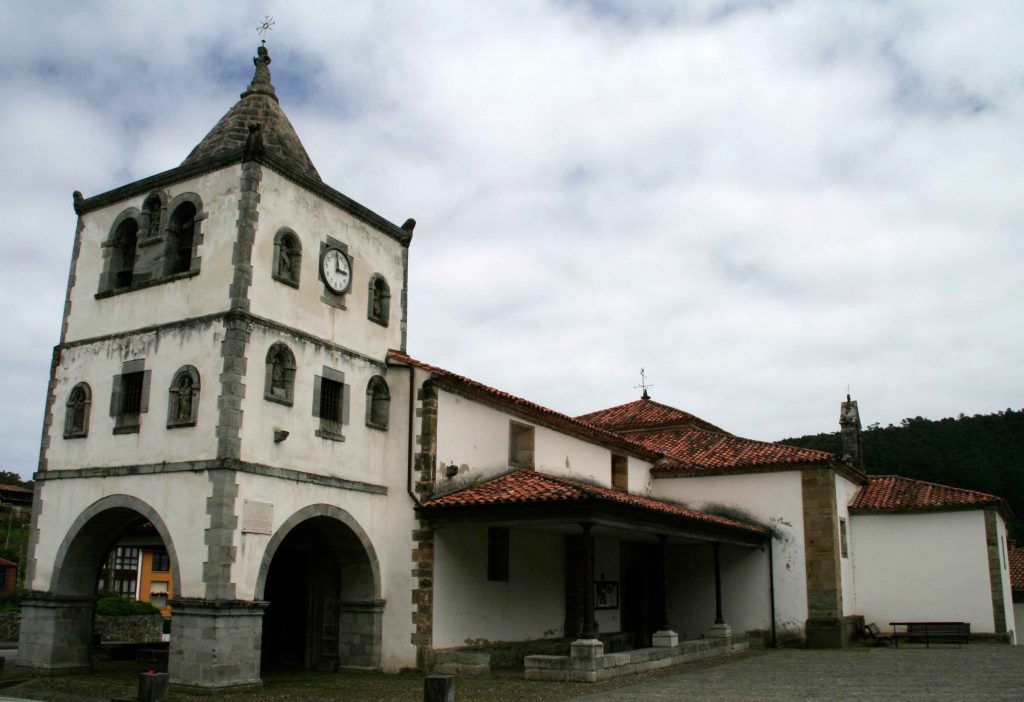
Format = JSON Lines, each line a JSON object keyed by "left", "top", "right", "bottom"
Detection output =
{"left": 23, "top": 43, "right": 416, "bottom": 691}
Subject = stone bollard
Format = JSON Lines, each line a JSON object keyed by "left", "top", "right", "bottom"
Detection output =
{"left": 424, "top": 674, "right": 454, "bottom": 702}
{"left": 137, "top": 670, "right": 169, "bottom": 702}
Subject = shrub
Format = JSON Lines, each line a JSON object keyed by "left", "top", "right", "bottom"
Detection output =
{"left": 95, "top": 595, "right": 158, "bottom": 616}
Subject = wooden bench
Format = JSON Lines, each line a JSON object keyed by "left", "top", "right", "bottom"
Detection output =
{"left": 889, "top": 622, "right": 970, "bottom": 648}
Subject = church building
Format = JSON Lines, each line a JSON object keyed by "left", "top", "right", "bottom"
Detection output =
{"left": 19, "top": 45, "right": 1015, "bottom": 692}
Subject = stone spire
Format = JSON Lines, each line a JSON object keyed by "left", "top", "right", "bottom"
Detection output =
{"left": 839, "top": 394, "right": 864, "bottom": 469}
{"left": 181, "top": 44, "right": 321, "bottom": 181}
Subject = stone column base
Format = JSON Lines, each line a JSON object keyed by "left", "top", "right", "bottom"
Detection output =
{"left": 339, "top": 599, "right": 385, "bottom": 669}
{"left": 708, "top": 623, "right": 732, "bottom": 639}
{"left": 652, "top": 630, "right": 679, "bottom": 647}
{"left": 16, "top": 592, "right": 96, "bottom": 674}
{"left": 168, "top": 598, "right": 267, "bottom": 693}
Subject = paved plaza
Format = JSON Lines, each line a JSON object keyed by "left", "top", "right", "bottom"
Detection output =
{"left": 570, "top": 644, "right": 1024, "bottom": 702}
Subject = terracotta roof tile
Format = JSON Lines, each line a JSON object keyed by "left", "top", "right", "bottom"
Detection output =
{"left": 640, "top": 427, "right": 834, "bottom": 474}
{"left": 387, "top": 351, "right": 661, "bottom": 461}
{"left": 850, "top": 475, "right": 1009, "bottom": 516}
{"left": 421, "top": 469, "right": 767, "bottom": 536}
{"left": 1010, "top": 543, "right": 1024, "bottom": 591}
{"left": 577, "top": 398, "right": 727, "bottom": 434}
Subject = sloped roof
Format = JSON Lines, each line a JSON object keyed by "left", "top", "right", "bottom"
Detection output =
{"left": 420, "top": 469, "right": 767, "bottom": 537}
{"left": 850, "top": 475, "right": 1010, "bottom": 516}
{"left": 182, "top": 45, "right": 321, "bottom": 181}
{"left": 387, "top": 352, "right": 661, "bottom": 461}
{"left": 643, "top": 427, "right": 835, "bottom": 474}
{"left": 577, "top": 397, "right": 727, "bottom": 434}
{"left": 1009, "top": 543, "right": 1024, "bottom": 591}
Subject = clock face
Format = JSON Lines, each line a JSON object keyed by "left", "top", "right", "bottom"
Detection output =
{"left": 321, "top": 247, "right": 352, "bottom": 294}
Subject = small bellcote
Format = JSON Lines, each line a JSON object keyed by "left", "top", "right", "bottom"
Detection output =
{"left": 181, "top": 44, "right": 321, "bottom": 181}
{"left": 839, "top": 394, "right": 864, "bottom": 470}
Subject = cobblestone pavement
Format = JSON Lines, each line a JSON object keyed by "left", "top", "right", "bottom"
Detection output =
{"left": 568, "top": 645, "right": 1024, "bottom": 701}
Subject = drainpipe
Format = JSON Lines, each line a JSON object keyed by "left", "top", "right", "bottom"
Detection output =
{"left": 386, "top": 359, "right": 419, "bottom": 506}
{"left": 768, "top": 537, "right": 777, "bottom": 647}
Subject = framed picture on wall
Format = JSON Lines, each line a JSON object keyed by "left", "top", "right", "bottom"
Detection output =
{"left": 594, "top": 580, "right": 619, "bottom": 610}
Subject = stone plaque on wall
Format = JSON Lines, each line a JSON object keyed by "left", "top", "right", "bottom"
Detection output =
{"left": 241, "top": 500, "right": 273, "bottom": 535}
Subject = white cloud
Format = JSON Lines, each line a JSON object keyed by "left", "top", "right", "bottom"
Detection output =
{"left": 0, "top": 1, "right": 1021, "bottom": 477}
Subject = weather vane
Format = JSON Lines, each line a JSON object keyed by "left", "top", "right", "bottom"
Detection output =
{"left": 257, "top": 15, "right": 275, "bottom": 45}
{"left": 634, "top": 368, "right": 653, "bottom": 400}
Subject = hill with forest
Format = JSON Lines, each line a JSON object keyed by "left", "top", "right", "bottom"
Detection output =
{"left": 780, "top": 408, "right": 1024, "bottom": 539}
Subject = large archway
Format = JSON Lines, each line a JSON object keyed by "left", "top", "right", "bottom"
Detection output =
{"left": 19, "top": 495, "right": 180, "bottom": 673}
{"left": 257, "top": 505, "right": 383, "bottom": 672}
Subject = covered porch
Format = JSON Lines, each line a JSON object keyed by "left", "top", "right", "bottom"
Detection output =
{"left": 418, "top": 470, "right": 771, "bottom": 681}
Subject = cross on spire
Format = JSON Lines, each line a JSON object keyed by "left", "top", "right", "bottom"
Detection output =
{"left": 257, "top": 15, "right": 275, "bottom": 46}
{"left": 634, "top": 368, "right": 653, "bottom": 400}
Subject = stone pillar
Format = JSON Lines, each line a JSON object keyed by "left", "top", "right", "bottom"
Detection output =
{"left": 17, "top": 592, "right": 95, "bottom": 674}
{"left": 652, "top": 534, "right": 678, "bottom": 648}
{"left": 802, "top": 466, "right": 844, "bottom": 648}
{"left": 984, "top": 510, "right": 1009, "bottom": 635}
{"left": 339, "top": 599, "right": 385, "bottom": 668}
{"left": 839, "top": 395, "right": 863, "bottom": 470}
{"left": 579, "top": 522, "right": 597, "bottom": 641}
{"left": 168, "top": 598, "right": 266, "bottom": 693}
{"left": 708, "top": 544, "right": 731, "bottom": 639}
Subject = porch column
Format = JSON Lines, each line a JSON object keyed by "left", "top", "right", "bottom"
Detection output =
{"left": 570, "top": 522, "right": 603, "bottom": 665}
{"left": 708, "top": 543, "right": 731, "bottom": 638}
{"left": 652, "top": 534, "right": 678, "bottom": 648}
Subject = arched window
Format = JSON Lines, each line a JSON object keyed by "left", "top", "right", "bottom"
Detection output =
{"left": 368, "top": 275, "right": 390, "bottom": 326}
{"left": 365, "top": 376, "right": 390, "bottom": 430}
{"left": 166, "top": 201, "right": 197, "bottom": 275}
{"left": 264, "top": 343, "right": 296, "bottom": 405}
{"left": 64, "top": 382, "right": 92, "bottom": 438}
{"left": 109, "top": 217, "right": 139, "bottom": 290}
{"left": 167, "top": 366, "right": 200, "bottom": 428}
{"left": 272, "top": 228, "right": 302, "bottom": 288}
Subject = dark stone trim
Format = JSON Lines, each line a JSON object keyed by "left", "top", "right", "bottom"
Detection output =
{"left": 24, "top": 481, "right": 44, "bottom": 588}
{"left": 75, "top": 151, "right": 413, "bottom": 247}
{"left": 984, "top": 509, "right": 1008, "bottom": 634}
{"left": 400, "top": 247, "right": 409, "bottom": 352}
{"left": 35, "top": 458, "right": 388, "bottom": 495}
{"left": 37, "top": 347, "right": 61, "bottom": 474}
{"left": 94, "top": 267, "right": 199, "bottom": 300}
{"left": 411, "top": 382, "right": 438, "bottom": 669}
{"left": 60, "top": 208, "right": 86, "bottom": 345}
{"left": 203, "top": 469, "right": 238, "bottom": 600}
{"left": 59, "top": 311, "right": 387, "bottom": 370}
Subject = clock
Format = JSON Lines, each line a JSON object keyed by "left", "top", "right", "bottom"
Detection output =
{"left": 320, "top": 246, "right": 352, "bottom": 294}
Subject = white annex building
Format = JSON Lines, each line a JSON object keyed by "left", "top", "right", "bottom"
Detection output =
{"left": 20, "top": 46, "right": 1016, "bottom": 692}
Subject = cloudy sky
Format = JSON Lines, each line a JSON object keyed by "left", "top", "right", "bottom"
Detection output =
{"left": 2, "top": 1, "right": 1022, "bottom": 479}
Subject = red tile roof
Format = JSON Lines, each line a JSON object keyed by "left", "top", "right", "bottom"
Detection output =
{"left": 420, "top": 469, "right": 767, "bottom": 537}
{"left": 850, "top": 475, "right": 1010, "bottom": 516}
{"left": 1010, "top": 544, "right": 1024, "bottom": 591}
{"left": 0, "top": 485, "right": 32, "bottom": 494}
{"left": 578, "top": 398, "right": 727, "bottom": 434}
{"left": 387, "top": 351, "right": 661, "bottom": 461}
{"left": 641, "top": 427, "right": 835, "bottom": 474}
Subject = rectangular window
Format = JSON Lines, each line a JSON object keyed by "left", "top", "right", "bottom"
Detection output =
{"left": 313, "top": 367, "right": 349, "bottom": 441}
{"left": 151, "top": 550, "right": 170, "bottom": 572}
{"left": 839, "top": 518, "right": 849, "bottom": 558}
{"left": 611, "top": 454, "right": 628, "bottom": 492}
{"left": 509, "top": 422, "right": 535, "bottom": 469}
{"left": 110, "top": 360, "right": 150, "bottom": 434}
{"left": 488, "top": 527, "right": 510, "bottom": 582}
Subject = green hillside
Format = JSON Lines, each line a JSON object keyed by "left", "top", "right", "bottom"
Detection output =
{"left": 780, "top": 408, "right": 1024, "bottom": 539}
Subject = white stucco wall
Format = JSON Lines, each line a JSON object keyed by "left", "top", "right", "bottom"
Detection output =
{"left": 651, "top": 471, "right": 807, "bottom": 638}
{"left": 434, "top": 390, "right": 652, "bottom": 490}
{"left": 237, "top": 326, "right": 403, "bottom": 483}
{"left": 247, "top": 170, "right": 406, "bottom": 358}
{"left": 851, "top": 510, "right": 998, "bottom": 631}
{"left": 47, "top": 324, "right": 221, "bottom": 469}
{"left": 834, "top": 473, "right": 860, "bottom": 616}
{"left": 64, "top": 167, "right": 242, "bottom": 342}
{"left": 433, "top": 527, "right": 566, "bottom": 648}
{"left": 666, "top": 542, "right": 770, "bottom": 640}
{"left": 29, "top": 474, "right": 211, "bottom": 597}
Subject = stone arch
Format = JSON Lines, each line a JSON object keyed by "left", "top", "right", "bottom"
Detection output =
{"left": 99, "top": 208, "right": 141, "bottom": 292}
{"left": 49, "top": 494, "right": 182, "bottom": 597}
{"left": 367, "top": 274, "right": 390, "bottom": 326}
{"left": 255, "top": 503, "right": 380, "bottom": 600}
{"left": 256, "top": 504, "right": 383, "bottom": 670}
{"left": 164, "top": 192, "right": 204, "bottom": 276}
